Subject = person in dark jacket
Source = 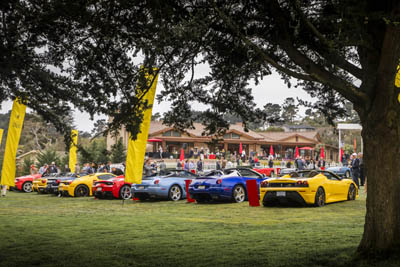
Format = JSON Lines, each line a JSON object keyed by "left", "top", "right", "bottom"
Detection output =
{"left": 358, "top": 152, "right": 365, "bottom": 186}
{"left": 268, "top": 158, "right": 274, "bottom": 168}
{"left": 351, "top": 153, "right": 360, "bottom": 187}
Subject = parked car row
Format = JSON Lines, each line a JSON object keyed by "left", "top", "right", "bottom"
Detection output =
{"left": 11, "top": 166, "right": 358, "bottom": 207}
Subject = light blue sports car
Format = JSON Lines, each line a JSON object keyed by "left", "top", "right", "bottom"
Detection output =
{"left": 131, "top": 170, "right": 198, "bottom": 201}
{"left": 326, "top": 166, "right": 352, "bottom": 178}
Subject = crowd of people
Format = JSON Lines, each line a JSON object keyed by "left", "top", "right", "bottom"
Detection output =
{"left": 30, "top": 161, "right": 125, "bottom": 176}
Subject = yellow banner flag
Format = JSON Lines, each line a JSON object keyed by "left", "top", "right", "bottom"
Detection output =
{"left": 0, "top": 129, "right": 3, "bottom": 147}
{"left": 69, "top": 130, "right": 78, "bottom": 173}
{"left": 125, "top": 69, "right": 159, "bottom": 184}
{"left": 1, "top": 98, "right": 26, "bottom": 187}
{"left": 396, "top": 65, "right": 400, "bottom": 103}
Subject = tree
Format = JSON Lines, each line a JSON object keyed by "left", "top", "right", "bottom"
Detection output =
{"left": 263, "top": 103, "right": 282, "bottom": 125}
{"left": 20, "top": 157, "right": 34, "bottom": 177}
{"left": 151, "top": 112, "right": 162, "bottom": 122}
{"left": 281, "top": 98, "right": 299, "bottom": 124}
{"left": 110, "top": 138, "right": 126, "bottom": 163}
{"left": 1, "top": 0, "right": 400, "bottom": 257}
{"left": 91, "top": 119, "right": 107, "bottom": 137}
{"left": 36, "top": 150, "right": 60, "bottom": 167}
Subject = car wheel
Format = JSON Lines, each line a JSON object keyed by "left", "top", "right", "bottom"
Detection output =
{"left": 168, "top": 185, "right": 182, "bottom": 201}
{"left": 347, "top": 184, "right": 356, "bottom": 200}
{"left": 232, "top": 185, "right": 246, "bottom": 203}
{"left": 22, "top": 182, "right": 33, "bottom": 193}
{"left": 74, "top": 185, "right": 89, "bottom": 197}
{"left": 314, "top": 187, "right": 325, "bottom": 207}
{"left": 119, "top": 185, "right": 132, "bottom": 200}
{"left": 345, "top": 170, "right": 350, "bottom": 178}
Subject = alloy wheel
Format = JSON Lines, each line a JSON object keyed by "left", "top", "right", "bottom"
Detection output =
{"left": 120, "top": 185, "right": 132, "bottom": 200}
{"left": 233, "top": 186, "right": 245, "bottom": 203}
{"left": 23, "top": 182, "right": 32, "bottom": 193}
{"left": 169, "top": 185, "right": 181, "bottom": 201}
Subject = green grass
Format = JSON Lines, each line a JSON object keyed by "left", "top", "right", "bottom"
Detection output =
{"left": 0, "top": 191, "right": 397, "bottom": 267}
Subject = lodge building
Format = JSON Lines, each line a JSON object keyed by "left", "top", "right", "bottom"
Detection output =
{"left": 107, "top": 121, "right": 338, "bottom": 162}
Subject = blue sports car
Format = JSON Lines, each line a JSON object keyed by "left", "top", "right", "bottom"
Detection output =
{"left": 131, "top": 170, "right": 198, "bottom": 201}
{"left": 188, "top": 168, "right": 267, "bottom": 203}
{"left": 326, "top": 166, "right": 352, "bottom": 178}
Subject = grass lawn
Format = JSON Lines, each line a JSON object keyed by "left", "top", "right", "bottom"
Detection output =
{"left": 0, "top": 190, "right": 397, "bottom": 267}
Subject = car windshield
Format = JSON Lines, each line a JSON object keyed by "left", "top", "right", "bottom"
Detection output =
{"left": 285, "top": 170, "right": 321, "bottom": 178}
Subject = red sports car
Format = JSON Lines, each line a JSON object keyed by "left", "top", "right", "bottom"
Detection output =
{"left": 92, "top": 175, "right": 132, "bottom": 200}
{"left": 12, "top": 174, "right": 42, "bottom": 193}
{"left": 252, "top": 162, "right": 281, "bottom": 177}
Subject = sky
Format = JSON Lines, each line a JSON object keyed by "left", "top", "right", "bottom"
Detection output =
{"left": 0, "top": 71, "right": 315, "bottom": 133}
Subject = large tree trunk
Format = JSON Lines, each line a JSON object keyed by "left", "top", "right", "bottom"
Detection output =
{"left": 358, "top": 24, "right": 400, "bottom": 257}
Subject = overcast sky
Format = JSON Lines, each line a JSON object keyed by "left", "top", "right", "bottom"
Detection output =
{"left": 0, "top": 71, "right": 315, "bottom": 133}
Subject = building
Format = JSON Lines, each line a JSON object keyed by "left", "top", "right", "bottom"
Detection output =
{"left": 282, "top": 125, "right": 316, "bottom": 132}
{"left": 107, "top": 121, "right": 338, "bottom": 162}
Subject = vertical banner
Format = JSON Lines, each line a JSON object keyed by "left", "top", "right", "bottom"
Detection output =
{"left": 0, "top": 98, "right": 26, "bottom": 187}
{"left": 0, "top": 128, "right": 3, "bottom": 147}
{"left": 396, "top": 65, "right": 400, "bottom": 102}
{"left": 125, "top": 69, "right": 159, "bottom": 184}
{"left": 69, "top": 130, "right": 78, "bottom": 173}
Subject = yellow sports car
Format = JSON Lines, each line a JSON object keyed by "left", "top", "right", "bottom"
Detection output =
{"left": 260, "top": 170, "right": 358, "bottom": 207}
{"left": 32, "top": 177, "right": 47, "bottom": 193}
{"left": 59, "top": 173, "right": 116, "bottom": 197}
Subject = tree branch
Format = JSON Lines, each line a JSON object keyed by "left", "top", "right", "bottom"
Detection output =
{"left": 290, "top": 0, "right": 364, "bottom": 79}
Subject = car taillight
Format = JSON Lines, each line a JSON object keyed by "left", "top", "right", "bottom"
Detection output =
{"left": 42, "top": 179, "right": 46, "bottom": 183}
{"left": 260, "top": 180, "right": 269, "bottom": 187}
{"left": 216, "top": 179, "right": 222, "bottom": 185}
{"left": 296, "top": 180, "right": 309, "bottom": 187}
{"left": 56, "top": 179, "right": 61, "bottom": 184}
{"left": 154, "top": 180, "right": 160, "bottom": 185}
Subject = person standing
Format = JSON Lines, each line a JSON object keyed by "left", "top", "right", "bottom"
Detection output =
{"left": 39, "top": 164, "right": 48, "bottom": 175}
{"left": 184, "top": 160, "right": 190, "bottom": 171}
{"left": 159, "top": 160, "right": 167, "bottom": 175}
{"left": 64, "top": 164, "right": 71, "bottom": 173}
{"left": 49, "top": 162, "right": 58, "bottom": 174}
{"left": 159, "top": 145, "right": 163, "bottom": 159}
{"left": 74, "top": 163, "right": 81, "bottom": 174}
{"left": 297, "top": 157, "right": 305, "bottom": 170}
{"left": 176, "top": 160, "right": 182, "bottom": 170}
{"left": 351, "top": 153, "right": 360, "bottom": 187}
{"left": 358, "top": 152, "right": 365, "bottom": 187}
{"left": 30, "top": 164, "right": 38, "bottom": 175}
{"left": 196, "top": 160, "right": 203, "bottom": 174}
{"left": 268, "top": 156, "right": 274, "bottom": 168}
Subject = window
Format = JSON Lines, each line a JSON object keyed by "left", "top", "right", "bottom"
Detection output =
{"left": 238, "top": 169, "right": 261, "bottom": 178}
{"left": 172, "top": 131, "right": 181, "bottom": 137}
{"left": 98, "top": 174, "right": 114, "bottom": 180}
{"left": 223, "top": 133, "right": 231, "bottom": 139}
{"left": 231, "top": 133, "right": 240, "bottom": 139}
{"left": 162, "top": 131, "right": 171, "bottom": 136}
{"left": 162, "top": 130, "right": 181, "bottom": 137}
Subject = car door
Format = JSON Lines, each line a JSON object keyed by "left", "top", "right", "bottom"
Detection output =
{"left": 237, "top": 169, "right": 264, "bottom": 193}
{"left": 323, "top": 172, "right": 346, "bottom": 202}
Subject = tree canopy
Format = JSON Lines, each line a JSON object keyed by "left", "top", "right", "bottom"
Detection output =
{"left": 2, "top": 0, "right": 400, "bottom": 257}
